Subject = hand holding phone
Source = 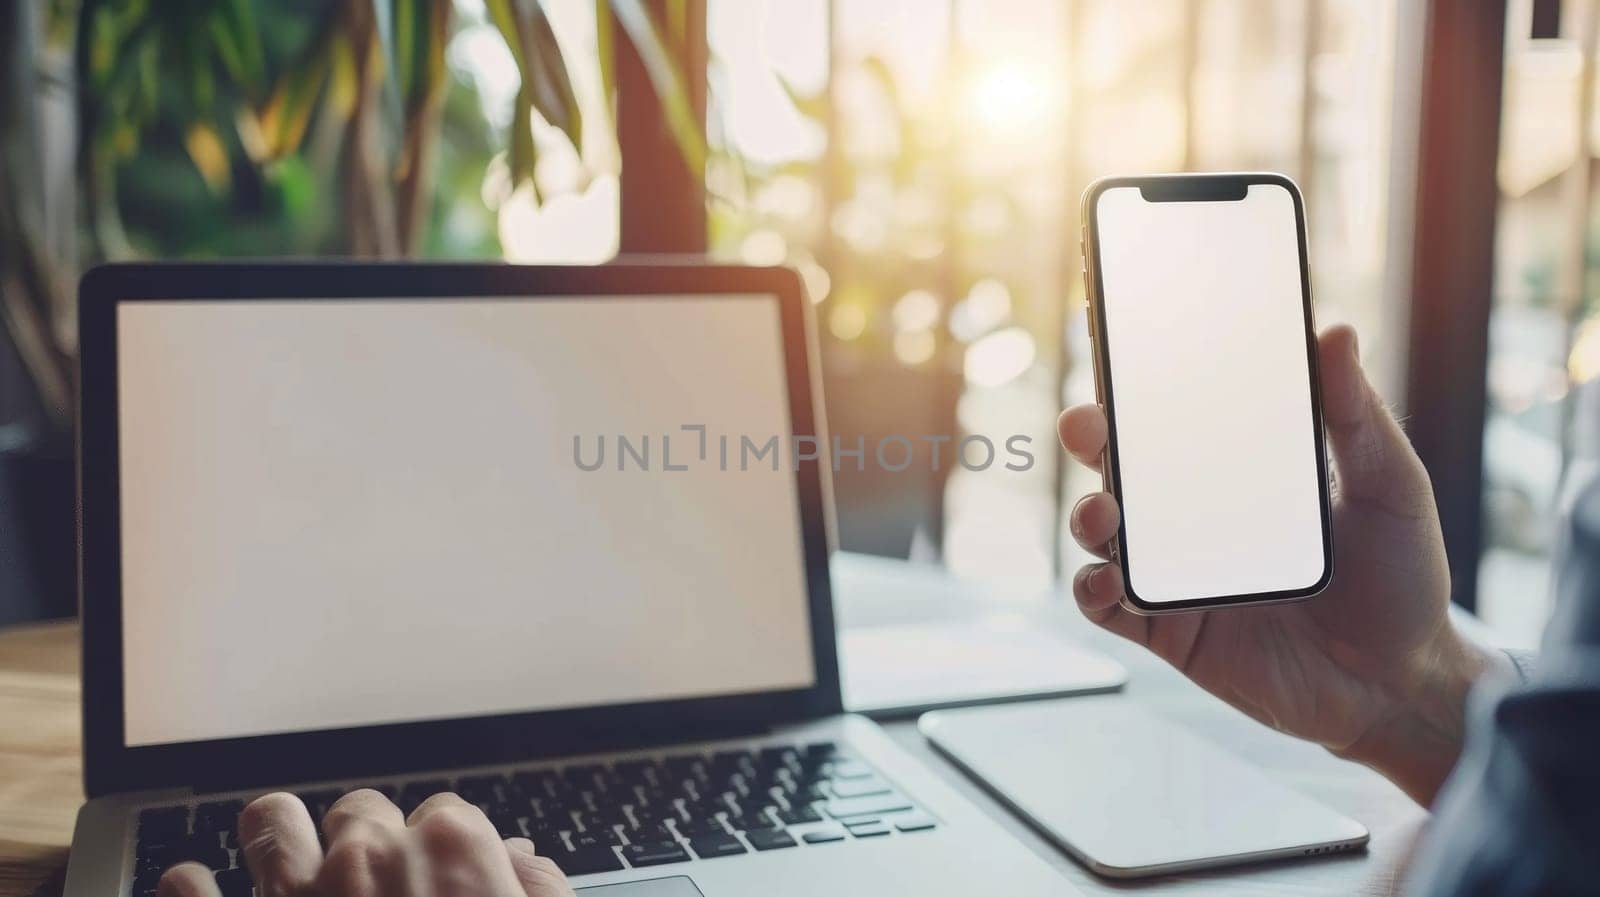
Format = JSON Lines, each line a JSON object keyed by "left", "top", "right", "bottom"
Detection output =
{"left": 1062, "top": 173, "right": 1497, "bottom": 804}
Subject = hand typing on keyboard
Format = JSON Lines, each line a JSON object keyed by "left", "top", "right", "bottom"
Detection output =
{"left": 139, "top": 742, "right": 930, "bottom": 896}
{"left": 155, "top": 790, "right": 575, "bottom": 897}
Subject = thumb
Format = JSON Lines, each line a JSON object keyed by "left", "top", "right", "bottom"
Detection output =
{"left": 1316, "top": 324, "right": 1436, "bottom": 518}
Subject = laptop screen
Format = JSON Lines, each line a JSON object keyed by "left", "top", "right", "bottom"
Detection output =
{"left": 115, "top": 296, "right": 817, "bottom": 747}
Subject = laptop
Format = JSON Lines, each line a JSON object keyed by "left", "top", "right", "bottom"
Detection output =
{"left": 65, "top": 262, "right": 1075, "bottom": 897}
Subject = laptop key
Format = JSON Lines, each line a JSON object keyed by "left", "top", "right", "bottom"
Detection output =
{"left": 825, "top": 793, "right": 913, "bottom": 820}
{"left": 570, "top": 833, "right": 612, "bottom": 851}
{"left": 575, "top": 810, "right": 620, "bottom": 831}
{"left": 848, "top": 821, "right": 891, "bottom": 838}
{"left": 795, "top": 784, "right": 829, "bottom": 803}
{"left": 662, "top": 754, "right": 708, "bottom": 780}
{"left": 630, "top": 819, "right": 676, "bottom": 842}
{"left": 528, "top": 834, "right": 565, "bottom": 857}
{"left": 456, "top": 774, "right": 505, "bottom": 795}
{"left": 728, "top": 811, "right": 777, "bottom": 831}
{"left": 401, "top": 778, "right": 450, "bottom": 803}
{"left": 674, "top": 816, "right": 728, "bottom": 837}
{"left": 132, "top": 869, "right": 164, "bottom": 897}
{"left": 488, "top": 811, "right": 525, "bottom": 838}
{"left": 893, "top": 813, "right": 937, "bottom": 833}
{"left": 614, "top": 760, "right": 658, "bottom": 783}
{"left": 777, "top": 805, "right": 821, "bottom": 825}
{"left": 827, "top": 759, "right": 873, "bottom": 780}
{"left": 744, "top": 828, "right": 797, "bottom": 851}
{"left": 193, "top": 800, "right": 245, "bottom": 832}
{"left": 213, "top": 867, "right": 253, "bottom": 897}
{"left": 149, "top": 838, "right": 229, "bottom": 870}
{"left": 139, "top": 807, "right": 190, "bottom": 839}
{"left": 622, "top": 841, "right": 691, "bottom": 867}
{"left": 830, "top": 776, "right": 891, "bottom": 798}
{"left": 688, "top": 833, "right": 747, "bottom": 859}
{"left": 293, "top": 789, "right": 343, "bottom": 826}
{"left": 555, "top": 846, "right": 625, "bottom": 876}
{"left": 710, "top": 750, "right": 755, "bottom": 768}
{"left": 135, "top": 852, "right": 170, "bottom": 878}
{"left": 799, "top": 824, "right": 848, "bottom": 844}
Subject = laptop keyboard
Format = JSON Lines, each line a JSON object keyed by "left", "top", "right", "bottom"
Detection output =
{"left": 131, "top": 741, "right": 936, "bottom": 896}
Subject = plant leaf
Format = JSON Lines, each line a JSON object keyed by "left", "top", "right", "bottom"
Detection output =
{"left": 251, "top": 11, "right": 340, "bottom": 161}
{"left": 508, "top": 87, "right": 540, "bottom": 199}
{"left": 594, "top": 0, "right": 615, "bottom": 124}
{"left": 368, "top": 0, "right": 404, "bottom": 123}
{"left": 486, "top": 0, "right": 583, "bottom": 153}
{"left": 523, "top": 0, "right": 583, "bottom": 150}
{"left": 489, "top": 0, "right": 585, "bottom": 164}
{"left": 184, "top": 122, "right": 232, "bottom": 191}
{"left": 398, "top": 0, "right": 449, "bottom": 112}
{"left": 776, "top": 71, "right": 825, "bottom": 122}
{"left": 609, "top": 0, "right": 705, "bottom": 173}
{"left": 134, "top": 36, "right": 159, "bottom": 130}
{"left": 205, "top": 0, "right": 265, "bottom": 99}
{"left": 424, "top": 0, "right": 450, "bottom": 94}
{"left": 395, "top": 0, "right": 417, "bottom": 96}
{"left": 483, "top": 0, "right": 524, "bottom": 70}
{"left": 395, "top": 0, "right": 451, "bottom": 182}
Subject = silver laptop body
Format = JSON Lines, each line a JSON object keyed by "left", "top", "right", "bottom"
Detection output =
{"left": 66, "top": 262, "right": 1075, "bottom": 897}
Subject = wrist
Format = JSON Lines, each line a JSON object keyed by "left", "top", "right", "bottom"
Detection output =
{"left": 1331, "top": 623, "right": 1508, "bottom": 805}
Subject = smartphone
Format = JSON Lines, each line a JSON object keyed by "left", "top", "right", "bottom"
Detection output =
{"left": 1080, "top": 172, "right": 1332, "bottom": 614}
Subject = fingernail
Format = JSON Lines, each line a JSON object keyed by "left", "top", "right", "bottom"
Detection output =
{"left": 1349, "top": 329, "right": 1360, "bottom": 360}
{"left": 1088, "top": 566, "right": 1106, "bottom": 594}
{"left": 505, "top": 837, "right": 536, "bottom": 856}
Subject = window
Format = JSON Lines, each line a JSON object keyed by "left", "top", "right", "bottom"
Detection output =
{"left": 1480, "top": 0, "right": 1598, "bottom": 646}
{"left": 706, "top": 0, "right": 1401, "bottom": 586}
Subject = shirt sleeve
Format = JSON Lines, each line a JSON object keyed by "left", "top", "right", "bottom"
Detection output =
{"left": 1404, "top": 482, "right": 1600, "bottom": 896}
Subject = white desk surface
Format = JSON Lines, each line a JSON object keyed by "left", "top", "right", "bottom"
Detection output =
{"left": 833, "top": 552, "right": 1428, "bottom": 896}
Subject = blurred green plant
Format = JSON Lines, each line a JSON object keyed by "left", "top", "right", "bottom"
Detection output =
{"left": 1, "top": 0, "right": 704, "bottom": 441}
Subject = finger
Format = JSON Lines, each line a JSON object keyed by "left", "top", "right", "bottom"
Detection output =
{"left": 504, "top": 838, "right": 577, "bottom": 897}
{"left": 156, "top": 862, "right": 222, "bottom": 897}
{"left": 318, "top": 816, "right": 418, "bottom": 897}
{"left": 1071, "top": 563, "right": 1149, "bottom": 646}
{"left": 410, "top": 794, "right": 526, "bottom": 897}
{"left": 324, "top": 789, "right": 406, "bottom": 843}
{"left": 1057, "top": 405, "right": 1108, "bottom": 473}
{"left": 238, "top": 793, "right": 322, "bottom": 897}
{"left": 320, "top": 790, "right": 422, "bottom": 897}
{"left": 1316, "top": 324, "right": 1435, "bottom": 518}
{"left": 1068, "top": 492, "right": 1120, "bottom": 559}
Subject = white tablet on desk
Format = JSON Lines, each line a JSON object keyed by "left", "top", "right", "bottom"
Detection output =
{"left": 920, "top": 697, "right": 1369, "bottom": 878}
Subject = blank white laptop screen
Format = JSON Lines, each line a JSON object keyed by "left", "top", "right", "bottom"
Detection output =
{"left": 116, "top": 297, "right": 817, "bottom": 747}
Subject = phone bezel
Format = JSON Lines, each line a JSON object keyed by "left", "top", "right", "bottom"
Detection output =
{"left": 1080, "top": 172, "right": 1334, "bottom": 615}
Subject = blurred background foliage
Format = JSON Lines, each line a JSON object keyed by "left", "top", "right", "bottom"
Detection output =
{"left": 1, "top": 0, "right": 699, "bottom": 442}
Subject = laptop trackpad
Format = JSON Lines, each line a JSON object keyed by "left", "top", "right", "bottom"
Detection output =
{"left": 579, "top": 877, "right": 702, "bottom": 897}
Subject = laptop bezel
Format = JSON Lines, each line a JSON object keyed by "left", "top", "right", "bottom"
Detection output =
{"left": 77, "top": 261, "right": 843, "bottom": 798}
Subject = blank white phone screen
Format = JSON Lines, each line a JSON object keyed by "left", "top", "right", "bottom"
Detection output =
{"left": 1094, "top": 183, "right": 1327, "bottom": 605}
{"left": 116, "top": 296, "right": 817, "bottom": 746}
